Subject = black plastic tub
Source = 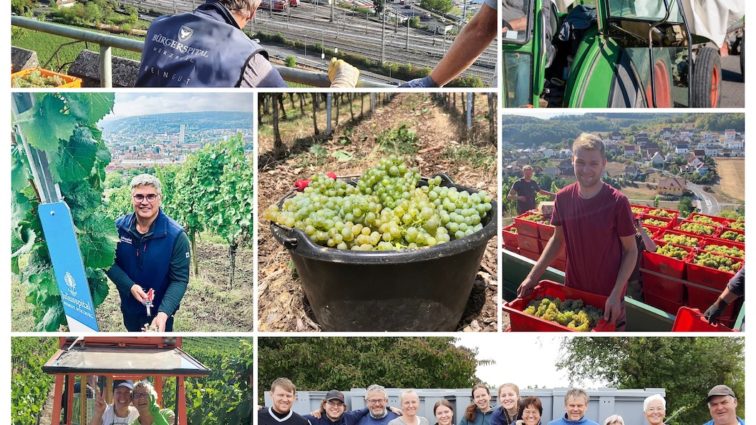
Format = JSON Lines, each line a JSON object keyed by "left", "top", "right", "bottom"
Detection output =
{"left": 269, "top": 175, "right": 497, "bottom": 331}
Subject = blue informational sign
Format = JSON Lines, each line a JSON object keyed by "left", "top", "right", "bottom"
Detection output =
{"left": 38, "top": 202, "right": 99, "bottom": 332}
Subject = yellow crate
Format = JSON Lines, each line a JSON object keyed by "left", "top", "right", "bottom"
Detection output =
{"left": 11, "top": 67, "right": 82, "bottom": 88}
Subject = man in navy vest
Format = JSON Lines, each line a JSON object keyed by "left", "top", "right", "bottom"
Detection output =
{"left": 106, "top": 175, "right": 191, "bottom": 332}
{"left": 136, "top": 0, "right": 359, "bottom": 87}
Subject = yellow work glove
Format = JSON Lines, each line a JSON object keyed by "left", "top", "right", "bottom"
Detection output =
{"left": 328, "top": 58, "right": 360, "bottom": 88}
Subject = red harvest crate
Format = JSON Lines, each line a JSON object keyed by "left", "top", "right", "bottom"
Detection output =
{"left": 538, "top": 222, "right": 555, "bottom": 241}
{"left": 673, "top": 220, "right": 720, "bottom": 238}
{"left": 640, "top": 214, "right": 674, "bottom": 230}
{"left": 717, "top": 228, "right": 745, "bottom": 243}
{"left": 513, "top": 211, "right": 541, "bottom": 238}
{"left": 654, "top": 229, "right": 702, "bottom": 249}
{"left": 517, "top": 234, "right": 541, "bottom": 253}
{"left": 701, "top": 238, "right": 745, "bottom": 259}
{"left": 685, "top": 286, "right": 742, "bottom": 328}
{"left": 686, "top": 251, "right": 742, "bottom": 291}
{"left": 642, "top": 242, "right": 691, "bottom": 278}
{"left": 503, "top": 225, "right": 518, "bottom": 251}
{"left": 504, "top": 281, "right": 611, "bottom": 332}
{"left": 688, "top": 212, "right": 733, "bottom": 227}
{"left": 672, "top": 307, "right": 736, "bottom": 332}
{"left": 644, "top": 207, "right": 679, "bottom": 221}
{"left": 519, "top": 247, "right": 540, "bottom": 262}
{"left": 640, "top": 271, "right": 684, "bottom": 315}
{"left": 630, "top": 204, "right": 649, "bottom": 218}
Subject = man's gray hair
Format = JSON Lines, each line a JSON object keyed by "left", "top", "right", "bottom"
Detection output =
{"left": 564, "top": 388, "right": 589, "bottom": 405}
{"left": 130, "top": 174, "right": 162, "bottom": 196}
{"left": 643, "top": 394, "right": 666, "bottom": 412}
{"left": 217, "top": 0, "right": 263, "bottom": 15}
{"left": 366, "top": 384, "right": 388, "bottom": 400}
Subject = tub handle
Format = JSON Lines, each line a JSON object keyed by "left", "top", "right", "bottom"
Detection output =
{"left": 283, "top": 237, "right": 298, "bottom": 250}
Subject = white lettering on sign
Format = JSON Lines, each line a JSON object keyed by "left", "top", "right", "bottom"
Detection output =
{"left": 151, "top": 33, "right": 209, "bottom": 57}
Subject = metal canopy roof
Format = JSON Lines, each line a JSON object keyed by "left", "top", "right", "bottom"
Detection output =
{"left": 42, "top": 346, "right": 211, "bottom": 376}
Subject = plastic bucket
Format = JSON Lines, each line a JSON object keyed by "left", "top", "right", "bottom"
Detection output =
{"left": 270, "top": 176, "right": 497, "bottom": 331}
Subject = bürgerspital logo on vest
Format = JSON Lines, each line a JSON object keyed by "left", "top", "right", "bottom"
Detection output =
{"left": 179, "top": 25, "right": 193, "bottom": 41}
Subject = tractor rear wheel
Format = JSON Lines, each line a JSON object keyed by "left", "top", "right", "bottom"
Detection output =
{"left": 691, "top": 47, "right": 721, "bottom": 108}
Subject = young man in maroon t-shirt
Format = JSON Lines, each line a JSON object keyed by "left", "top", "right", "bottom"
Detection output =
{"left": 517, "top": 133, "right": 637, "bottom": 328}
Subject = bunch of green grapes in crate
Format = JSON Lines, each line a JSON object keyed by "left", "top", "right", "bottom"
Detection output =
{"left": 694, "top": 252, "right": 743, "bottom": 273}
{"left": 521, "top": 211, "right": 549, "bottom": 224}
{"left": 656, "top": 244, "right": 689, "bottom": 260}
{"left": 11, "top": 70, "right": 65, "bottom": 88}
{"left": 704, "top": 244, "right": 744, "bottom": 258}
{"left": 720, "top": 230, "right": 745, "bottom": 242}
{"left": 729, "top": 220, "right": 745, "bottom": 231}
{"left": 678, "top": 222, "right": 715, "bottom": 235}
{"left": 647, "top": 208, "right": 674, "bottom": 218}
{"left": 523, "top": 297, "right": 602, "bottom": 331}
{"left": 631, "top": 206, "right": 646, "bottom": 216}
{"left": 643, "top": 218, "right": 668, "bottom": 227}
{"left": 690, "top": 215, "right": 718, "bottom": 226}
{"left": 661, "top": 233, "right": 698, "bottom": 247}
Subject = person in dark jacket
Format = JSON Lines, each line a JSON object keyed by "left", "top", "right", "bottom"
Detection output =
{"left": 106, "top": 174, "right": 190, "bottom": 332}
{"left": 136, "top": 0, "right": 359, "bottom": 88}
{"left": 459, "top": 384, "right": 494, "bottom": 425}
{"left": 304, "top": 390, "right": 371, "bottom": 425}
{"left": 491, "top": 384, "right": 520, "bottom": 425}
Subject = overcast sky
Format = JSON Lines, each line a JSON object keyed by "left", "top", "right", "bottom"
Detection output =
{"left": 105, "top": 92, "right": 254, "bottom": 119}
{"left": 454, "top": 335, "right": 608, "bottom": 389}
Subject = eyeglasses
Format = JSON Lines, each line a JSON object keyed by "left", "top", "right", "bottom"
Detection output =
{"left": 133, "top": 392, "right": 150, "bottom": 399}
{"left": 367, "top": 399, "right": 386, "bottom": 404}
{"left": 133, "top": 194, "right": 159, "bottom": 202}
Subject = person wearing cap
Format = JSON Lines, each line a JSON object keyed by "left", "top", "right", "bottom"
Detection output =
{"left": 136, "top": 0, "right": 360, "bottom": 88}
{"left": 704, "top": 385, "right": 744, "bottom": 425}
{"left": 90, "top": 380, "right": 139, "bottom": 425}
{"left": 304, "top": 390, "right": 367, "bottom": 425}
{"left": 356, "top": 384, "right": 401, "bottom": 425}
{"left": 259, "top": 378, "right": 311, "bottom": 425}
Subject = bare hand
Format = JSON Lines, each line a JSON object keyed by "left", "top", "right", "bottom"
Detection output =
{"left": 311, "top": 409, "right": 322, "bottom": 418}
{"left": 150, "top": 312, "right": 169, "bottom": 332}
{"left": 94, "top": 388, "right": 106, "bottom": 415}
{"left": 389, "top": 406, "right": 402, "bottom": 415}
{"left": 517, "top": 276, "right": 538, "bottom": 298}
{"left": 130, "top": 284, "right": 149, "bottom": 304}
{"left": 518, "top": 195, "right": 527, "bottom": 202}
{"left": 603, "top": 294, "right": 623, "bottom": 325}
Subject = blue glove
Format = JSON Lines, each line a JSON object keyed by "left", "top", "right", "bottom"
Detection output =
{"left": 399, "top": 75, "right": 437, "bottom": 88}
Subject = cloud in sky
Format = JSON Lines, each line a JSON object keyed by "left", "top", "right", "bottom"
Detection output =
{"left": 107, "top": 92, "right": 254, "bottom": 119}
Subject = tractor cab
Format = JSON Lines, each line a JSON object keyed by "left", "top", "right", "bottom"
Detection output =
{"left": 502, "top": 0, "right": 722, "bottom": 108}
{"left": 43, "top": 337, "right": 210, "bottom": 425}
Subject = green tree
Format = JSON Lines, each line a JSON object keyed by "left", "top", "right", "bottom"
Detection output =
{"left": 285, "top": 56, "right": 297, "bottom": 67}
{"left": 258, "top": 337, "right": 481, "bottom": 400}
{"left": 677, "top": 195, "right": 694, "bottom": 217}
{"left": 420, "top": 0, "right": 453, "bottom": 14}
{"left": 11, "top": 338, "right": 58, "bottom": 425}
{"left": 557, "top": 337, "right": 745, "bottom": 425}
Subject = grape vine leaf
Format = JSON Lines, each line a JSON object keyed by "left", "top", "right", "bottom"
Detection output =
{"left": 78, "top": 215, "right": 118, "bottom": 269}
{"left": 62, "top": 93, "right": 114, "bottom": 124}
{"left": 16, "top": 94, "right": 77, "bottom": 152}
{"left": 11, "top": 144, "right": 30, "bottom": 192}
{"left": 53, "top": 127, "right": 98, "bottom": 183}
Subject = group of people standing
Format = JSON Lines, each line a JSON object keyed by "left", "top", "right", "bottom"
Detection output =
{"left": 258, "top": 379, "right": 744, "bottom": 425}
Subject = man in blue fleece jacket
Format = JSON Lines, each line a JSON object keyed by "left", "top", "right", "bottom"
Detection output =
{"left": 548, "top": 389, "right": 598, "bottom": 425}
{"left": 356, "top": 385, "right": 400, "bottom": 425}
{"left": 106, "top": 174, "right": 190, "bottom": 332}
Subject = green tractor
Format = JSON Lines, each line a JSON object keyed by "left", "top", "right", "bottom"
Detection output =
{"left": 502, "top": 0, "right": 727, "bottom": 107}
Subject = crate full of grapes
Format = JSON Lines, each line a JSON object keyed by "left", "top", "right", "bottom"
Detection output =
{"left": 504, "top": 281, "right": 613, "bottom": 332}
{"left": 11, "top": 67, "right": 82, "bottom": 88}
{"left": 513, "top": 210, "right": 544, "bottom": 238}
